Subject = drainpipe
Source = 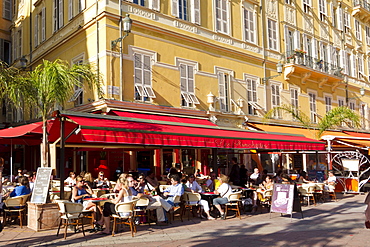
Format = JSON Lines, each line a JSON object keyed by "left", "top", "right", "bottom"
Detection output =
{"left": 260, "top": 3, "right": 267, "bottom": 110}
{"left": 96, "top": 0, "right": 100, "bottom": 99}
{"left": 29, "top": 0, "right": 32, "bottom": 65}
{"left": 119, "top": 0, "right": 123, "bottom": 101}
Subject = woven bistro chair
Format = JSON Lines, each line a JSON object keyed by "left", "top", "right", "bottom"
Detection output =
{"left": 3, "top": 194, "right": 30, "bottom": 228}
{"left": 183, "top": 192, "right": 201, "bottom": 220}
{"left": 56, "top": 201, "right": 86, "bottom": 239}
{"left": 225, "top": 192, "right": 242, "bottom": 220}
{"left": 111, "top": 199, "right": 139, "bottom": 237}
{"left": 134, "top": 197, "right": 151, "bottom": 225}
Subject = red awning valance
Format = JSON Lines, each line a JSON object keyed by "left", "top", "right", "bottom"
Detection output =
{"left": 49, "top": 113, "right": 325, "bottom": 150}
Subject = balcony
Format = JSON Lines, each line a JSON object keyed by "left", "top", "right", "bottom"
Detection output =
{"left": 353, "top": 0, "right": 370, "bottom": 21}
{"left": 284, "top": 51, "right": 344, "bottom": 87}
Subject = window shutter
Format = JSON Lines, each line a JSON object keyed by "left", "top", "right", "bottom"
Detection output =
{"left": 0, "top": 39, "right": 4, "bottom": 61}
{"left": 312, "top": 38, "right": 317, "bottom": 59}
{"left": 134, "top": 54, "right": 142, "bottom": 84}
{"left": 340, "top": 50, "right": 346, "bottom": 74}
{"left": 218, "top": 73, "right": 226, "bottom": 111}
{"left": 150, "top": 0, "right": 160, "bottom": 11}
{"left": 337, "top": 7, "right": 343, "bottom": 31}
{"left": 352, "top": 53, "right": 357, "bottom": 77}
{"left": 3, "top": 0, "right": 11, "bottom": 20}
{"left": 68, "top": 0, "right": 73, "bottom": 20}
{"left": 41, "top": 8, "right": 46, "bottom": 41}
{"left": 143, "top": 55, "right": 151, "bottom": 86}
{"left": 191, "top": 0, "right": 200, "bottom": 25}
{"left": 80, "top": 0, "right": 86, "bottom": 11}
{"left": 180, "top": 64, "right": 187, "bottom": 91}
{"left": 59, "top": 0, "right": 64, "bottom": 29}
{"left": 34, "top": 14, "right": 38, "bottom": 46}
{"left": 284, "top": 26, "right": 289, "bottom": 53}
{"left": 188, "top": 66, "right": 194, "bottom": 93}
{"left": 294, "top": 30, "right": 300, "bottom": 50}
{"left": 54, "top": 0, "right": 58, "bottom": 31}
{"left": 172, "top": 0, "right": 179, "bottom": 18}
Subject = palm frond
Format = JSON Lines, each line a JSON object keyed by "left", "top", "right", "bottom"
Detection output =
{"left": 263, "top": 104, "right": 312, "bottom": 128}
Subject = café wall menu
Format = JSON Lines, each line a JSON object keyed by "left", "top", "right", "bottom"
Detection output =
{"left": 30, "top": 167, "right": 52, "bottom": 204}
{"left": 270, "top": 183, "right": 294, "bottom": 214}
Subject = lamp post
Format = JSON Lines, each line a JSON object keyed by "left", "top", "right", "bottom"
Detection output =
{"left": 262, "top": 61, "right": 283, "bottom": 83}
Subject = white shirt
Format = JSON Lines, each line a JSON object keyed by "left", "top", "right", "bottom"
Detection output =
{"left": 217, "top": 183, "right": 232, "bottom": 199}
{"left": 186, "top": 181, "right": 203, "bottom": 193}
{"left": 250, "top": 173, "right": 259, "bottom": 181}
{"left": 65, "top": 177, "right": 76, "bottom": 186}
{"left": 328, "top": 176, "right": 336, "bottom": 183}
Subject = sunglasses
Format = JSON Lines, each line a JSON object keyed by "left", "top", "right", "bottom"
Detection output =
{"left": 99, "top": 175, "right": 104, "bottom": 177}
{"left": 80, "top": 180, "right": 85, "bottom": 183}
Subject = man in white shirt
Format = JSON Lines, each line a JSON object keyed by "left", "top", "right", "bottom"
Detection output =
{"left": 213, "top": 174, "right": 232, "bottom": 220}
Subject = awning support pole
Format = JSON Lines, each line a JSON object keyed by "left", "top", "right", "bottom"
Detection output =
{"left": 59, "top": 116, "right": 65, "bottom": 200}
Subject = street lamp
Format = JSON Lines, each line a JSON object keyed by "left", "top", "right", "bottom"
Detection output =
{"left": 111, "top": 14, "right": 132, "bottom": 49}
{"left": 262, "top": 61, "right": 283, "bottom": 83}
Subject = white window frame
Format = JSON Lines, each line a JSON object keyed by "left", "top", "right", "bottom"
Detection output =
{"left": 172, "top": 0, "right": 200, "bottom": 24}
{"left": 214, "top": 0, "right": 229, "bottom": 35}
{"left": 290, "top": 87, "right": 299, "bottom": 120}
{"left": 34, "top": 8, "right": 45, "bottom": 47}
{"left": 267, "top": 19, "right": 278, "bottom": 51}
{"left": 245, "top": 74, "right": 258, "bottom": 115}
{"left": 271, "top": 83, "right": 281, "bottom": 119}
{"left": 179, "top": 63, "right": 199, "bottom": 107}
{"left": 70, "top": 55, "right": 85, "bottom": 105}
{"left": 358, "top": 54, "right": 364, "bottom": 78}
{"left": 243, "top": 4, "right": 256, "bottom": 44}
{"left": 344, "top": 11, "right": 350, "bottom": 34}
{"left": 54, "top": 0, "right": 64, "bottom": 32}
{"left": 324, "top": 95, "right": 332, "bottom": 113}
{"left": 133, "top": 51, "right": 156, "bottom": 102}
{"left": 366, "top": 26, "right": 370, "bottom": 46}
{"left": 216, "top": 67, "right": 233, "bottom": 112}
{"left": 308, "top": 91, "right": 317, "bottom": 123}
{"left": 319, "top": 0, "right": 327, "bottom": 22}
{"left": 337, "top": 96, "right": 345, "bottom": 107}
{"left": 303, "top": 0, "right": 311, "bottom": 14}
{"left": 349, "top": 100, "right": 356, "bottom": 111}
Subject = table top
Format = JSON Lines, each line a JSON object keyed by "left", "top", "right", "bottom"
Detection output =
{"left": 241, "top": 188, "right": 256, "bottom": 190}
{"left": 93, "top": 188, "right": 111, "bottom": 191}
{"left": 201, "top": 192, "right": 217, "bottom": 195}
{"left": 84, "top": 197, "right": 108, "bottom": 202}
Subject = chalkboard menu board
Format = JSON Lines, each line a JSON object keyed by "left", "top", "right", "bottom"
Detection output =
{"left": 271, "top": 183, "right": 295, "bottom": 214}
{"left": 30, "top": 167, "right": 52, "bottom": 204}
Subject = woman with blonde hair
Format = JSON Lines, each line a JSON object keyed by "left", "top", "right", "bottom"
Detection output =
{"left": 213, "top": 174, "right": 232, "bottom": 220}
{"left": 83, "top": 172, "right": 94, "bottom": 188}
{"left": 96, "top": 178, "right": 132, "bottom": 234}
{"left": 113, "top": 172, "right": 128, "bottom": 193}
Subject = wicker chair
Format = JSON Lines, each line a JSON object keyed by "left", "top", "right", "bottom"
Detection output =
{"left": 3, "top": 194, "right": 30, "bottom": 228}
{"left": 225, "top": 192, "right": 242, "bottom": 219}
{"left": 183, "top": 192, "right": 201, "bottom": 220}
{"left": 111, "top": 199, "right": 139, "bottom": 237}
{"left": 56, "top": 201, "right": 86, "bottom": 239}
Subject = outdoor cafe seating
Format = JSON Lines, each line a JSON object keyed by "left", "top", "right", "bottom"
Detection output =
{"left": 111, "top": 199, "right": 139, "bottom": 237}
{"left": 56, "top": 200, "right": 86, "bottom": 239}
{"left": 3, "top": 194, "right": 30, "bottom": 228}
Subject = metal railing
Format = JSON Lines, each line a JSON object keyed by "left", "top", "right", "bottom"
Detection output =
{"left": 285, "top": 51, "right": 344, "bottom": 78}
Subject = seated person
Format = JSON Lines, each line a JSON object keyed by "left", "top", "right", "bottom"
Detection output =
{"left": 213, "top": 174, "right": 232, "bottom": 220}
{"left": 83, "top": 172, "right": 94, "bottom": 189}
{"left": 205, "top": 172, "right": 217, "bottom": 192}
{"left": 97, "top": 179, "right": 133, "bottom": 234}
{"left": 136, "top": 173, "right": 154, "bottom": 193}
{"left": 324, "top": 171, "right": 337, "bottom": 191}
{"left": 72, "top": 176, "right": 96, "bottom": 212}
{"left": 145, "top": 171, "right": 159, "bottom": 189}
{"left": 185, "top": 174, "right": 215, "bottom": 220}
{"left": 256, "top": 175, "right": 274, "bottom": 204}
{"left": 94, "top": 171, "right": 110, "bottom": 189}
{"left": 5, "top": 176, "right": 31, "bottom": 198}
{"left": 297, "top": 171, "right": 313, "bottom": 183}
{"left": 250, "top": 168, "right": 263, "bottom": 186}
{"left": 163, "top": 174, "right": 184, "bottom": 206}
{"left": 64, "top": 172, "right": 76, "bottom": 186}
{"left": 113, "top": 173, "right": 128, "bottom": 193}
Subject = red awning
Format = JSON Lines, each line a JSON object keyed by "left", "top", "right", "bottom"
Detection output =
{"left": 0, "top": 122, "right": 43, "bottom": 145}
{"left": 47, "top": 113, "right": 325, "bottom": 150}
{"left": 109, "top": 110, "right": 217, "bottom": 126}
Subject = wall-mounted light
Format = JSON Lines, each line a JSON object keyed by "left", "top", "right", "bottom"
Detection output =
{"left": 262, "top": 61, "right": 283, "bottom": 83}
{"left": 111, "top": 14, "right": 133, "bottom": 49}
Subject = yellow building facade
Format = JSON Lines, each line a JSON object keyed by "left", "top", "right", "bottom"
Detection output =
{"left": 5, "top": 0, "right": 370, "bottom": 174}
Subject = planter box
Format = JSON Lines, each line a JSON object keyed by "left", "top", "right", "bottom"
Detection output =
{"left": 27, "top": 202, "right": 60, "bottom": 231}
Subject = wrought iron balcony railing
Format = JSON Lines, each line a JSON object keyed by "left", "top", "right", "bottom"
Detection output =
{"left": 354, "top": 0, "right": 370, "bottom": 12}
{"left": 285, "top": 51, "right": 344, "bottom": 78}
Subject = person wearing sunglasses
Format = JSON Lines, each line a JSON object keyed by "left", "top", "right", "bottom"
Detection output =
{"left": 72, "top": 176, "right": 96, "bottom": 211}
{"left": 94, "top": 171, "right": 110, "bottom": 189}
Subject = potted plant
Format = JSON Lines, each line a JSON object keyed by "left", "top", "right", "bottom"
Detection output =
{"left": 294, "top": 49, "right": 307, "bottom": 56}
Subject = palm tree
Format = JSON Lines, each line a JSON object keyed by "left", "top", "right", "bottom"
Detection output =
{"left": 1, "top": 59, "right": 101, "bottom": 167}
{"left": 264, "top": 104, "right": 361, "bottom": 139}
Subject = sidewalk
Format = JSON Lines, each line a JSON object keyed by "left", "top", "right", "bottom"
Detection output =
{"left": 0, "top": 193, "right": 369, "bottom": 247}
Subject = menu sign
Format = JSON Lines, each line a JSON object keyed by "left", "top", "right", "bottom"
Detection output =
{"left": 270, "top": 183, "right": 294, "bottom": 214}
{"left": 31, "top": 167, "right": 52, "bottom": 204}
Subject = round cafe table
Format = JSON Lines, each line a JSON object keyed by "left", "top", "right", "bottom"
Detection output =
{"left": 200, "top": 192, "right": 219, "bottom": 209}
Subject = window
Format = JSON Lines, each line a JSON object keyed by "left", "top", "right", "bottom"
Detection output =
{"left": 172, "top": 0, "right": 200, "bottom": 24}
{"left": 308, "top": 92, "right": 317, "bottom": 123}
{"left": 34, "top": 8, "right": 46, "bottom": 47}
{"left": 68, "top": 0, "right": 85, "bottom": 20}
{"left": 366, "top": 26, "right": 370, "bottom": 46}
{"left": 290, "top": 88, "right": 299, "bottom": 118}
{"left": 0, "top": 39, "right": 11, "bottom": 65}
{"left": 134, "top": 53, "right": 155, "bottom": 102}
{"left": 303, "top": 0, "right": 311, "bottom": 14}
{"left": 343, "top": 12, "right": 350, "bottom": 34}
{"left": 285, "top": 0, "right": 293, "bottom": 4}
{"left": 70, "top": 57, "right": 84, "bottom": 105}
{"left": 355, "top": 20, "right": 362, "bottom": 41}
{"left": 358, "top": 54, "right": 364, "bottom": 78}
{"left": 246, "top": 76, "right": 257, "bottom": 115}
{"left": 349, "top": 101, "right": 355, "bottom": 111}
{"left": 319, "top": 0, "right": 326, "bottom": 22}
{"left": 332, "top": 7, "right": 337, "bottom": 29}
{"left": 180, "top": 64, "right": 199, "bottom": 107}
{"left": 271, "top": 84, "right": 281, "bottom": 118}
{"left": 338, "top": 97, "right": 345, "bottom": 107}
{"left": 360, "top": 103, "right": 367, "bottom": 129}
{"left": 54, "top": 0, "right": 64, "bottom": 32}
{"left": 215, "top": 0, "right": 229, "bottom": 34}
{"left": 3, "top": 0, "right": 11, "bottom": 20}
{"left": 244, "top": 8, "right": 255, "bottom": 43}
{"left": 267, "top": 19, "right": 277, "bottom": 50}
{"left": 134, "top": 0, "right": 145, "bottom": 6}
{"left": 325, "top": 96, "right": 332, "bottom": 113}
{"left": 179, "top": 0, "right": 188, "bottom": 20}
{"left": 286, "top": 29, "right": 294, "bottom": 56}
{"left": 218, "top": 72, "right": 230, "bottom": 112}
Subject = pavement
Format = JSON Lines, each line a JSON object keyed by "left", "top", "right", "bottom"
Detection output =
{"left": 0, "top": 193, "right": 370, "bottom": 247}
